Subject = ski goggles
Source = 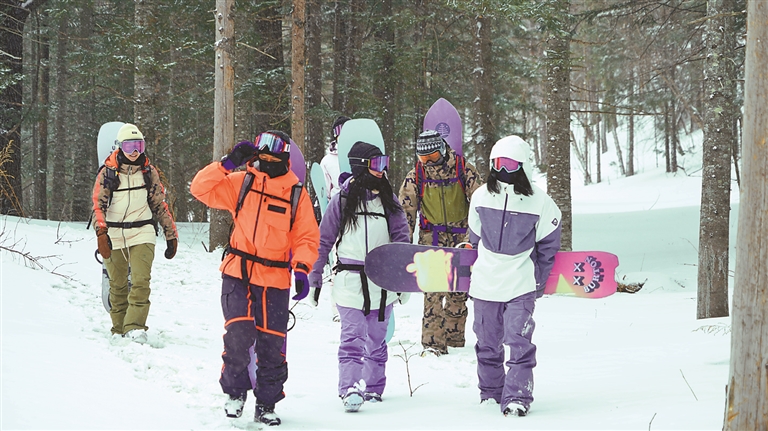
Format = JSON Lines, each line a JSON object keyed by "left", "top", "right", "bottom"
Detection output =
{"left": 492, "top": 157, "right": 521, "bottom": 173}
{"left": 254, "top": 133, "right": 290, "bottom": 154}
{"left": 418, "top": 152, "right": 443, "bottom": 165}
{"left": 352, "top": 155, "right": 389, "bottom": 173}
{"left": 120, "top": 139, "right": 145, "bottom": 154}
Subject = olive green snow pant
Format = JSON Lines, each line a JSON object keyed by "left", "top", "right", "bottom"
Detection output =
{"left": 105, "top": 243, "right": 155, "bottom": 335}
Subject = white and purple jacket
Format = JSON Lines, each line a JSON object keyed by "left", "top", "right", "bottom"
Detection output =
{"left": 309, "top": 179, "right": 410, "bottom": 311}
{"left": 468, "top": 183, "right": 561, "bottom": 302}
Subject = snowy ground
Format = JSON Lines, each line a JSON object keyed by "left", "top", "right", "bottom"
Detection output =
{"left": 1, "top": 146, "right": 739, "bottom": 430}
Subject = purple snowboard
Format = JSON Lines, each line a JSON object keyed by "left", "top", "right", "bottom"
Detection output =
{"left": 423, "top": 98, "right": 463, "bottom": 157}
{"left": 365, "top": 243, "right": 619, "bottom": 299}
{"left": 289, "top": 138, "right": 306, "bottom": 183}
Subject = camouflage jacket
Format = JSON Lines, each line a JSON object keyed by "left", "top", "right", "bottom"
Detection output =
{"left": 398, "top": 148, "right": 482, "bottom": 247}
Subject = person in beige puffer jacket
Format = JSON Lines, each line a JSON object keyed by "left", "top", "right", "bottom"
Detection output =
{"left": 91, "top": 123, "right": 178, "bottom": 343}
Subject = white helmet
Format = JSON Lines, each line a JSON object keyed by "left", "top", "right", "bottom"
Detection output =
{"left": 490, "top": 135, "right": 533, "bottom": 181}
{"left": 490, "top": 135, "right": 530, "bottom": 162}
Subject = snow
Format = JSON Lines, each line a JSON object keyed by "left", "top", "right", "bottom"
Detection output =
{"left": 1, "top": 137, "right": 738, "bottom": 430}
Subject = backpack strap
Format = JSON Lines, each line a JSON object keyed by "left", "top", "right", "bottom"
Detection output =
{"left": 289, "top": 182, "right": 302, "bottom": 230}
{"left": 235, "top": 172, "right": 255, "bottom": 218}
{"left": 455, "top": 155, "right": 467, "bottom": 193}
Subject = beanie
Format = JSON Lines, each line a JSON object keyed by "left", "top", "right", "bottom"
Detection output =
{"left": 330, "top": 116, "right": 351, "bottom": 153}
{"left": 117, "top": 123, "right": 143, "bottom": 142}
{"left": 416, "top": 130, "right": 446, "bottom": 156}
{"left": 348, "top": 141, "right": 383, "bottom": 177}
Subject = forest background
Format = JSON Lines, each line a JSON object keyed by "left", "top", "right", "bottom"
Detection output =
{"left": 2, "top": 1, "right": 766, "bottom": 427}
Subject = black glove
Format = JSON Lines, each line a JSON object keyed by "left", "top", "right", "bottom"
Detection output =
{"left": 164, "top": 238, "right": 177, "bottom": 259}
{"left": 310, "top": 287, "right": 321, "bottom": 307}
{"left": 221, "top": 141, "right": 258, "bottom": 171}
{"left": 96, "top": 227, "right": 112, "bottom": 259}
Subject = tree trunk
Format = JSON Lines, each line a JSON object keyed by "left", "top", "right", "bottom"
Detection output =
{"left": 0, "top": 0, "right": 48, "bottom": 216}
{"left": 697, "top": 0, "right": 736, "bottom": 320}
{"left": 210, "top": 0, "right": 236, "bottom": 251}
{"left": 291, "top": 0, "right": 306, "bottom": 154}
{"left": 51, "top": 8, "right": 69, "bottom": 221}
{"left": 472, "top": 14, "right": 495, "bottom": 175}
{"left": 72, "top": 1, "right": 95, "bottom": 221}
{"left": 332, "top": 0, "right": 348, "bottom": 114}
{"left": 545, "top": 0, "right": 572, "bottom": 251}
{"left": 305, "top": 0, "right": 324, "bottom": 167}
{"left": 664, "top": 101, "right": 671, "bottom": 172}
{"left": 723, "top": 1, "right": 768, "bottom": 427}
{"left": 35, "top": 10, "right": 50, "bottom": 220}
{"left": 610, "top": 114, "right": 626, "bottom": 176}
{"left": 374, "top": 0, "right": 395, "bottom": 158}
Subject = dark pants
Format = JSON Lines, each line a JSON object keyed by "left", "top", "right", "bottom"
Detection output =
{"left": 220, "top": 275, "right": 290, "bottom": 406}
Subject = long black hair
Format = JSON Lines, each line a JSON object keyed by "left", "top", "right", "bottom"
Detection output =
{"left": 340, "top": 172, "right": 402, "bottom": 233}
{"left": 486, "top": 168, "right": 533, "bottom": 196}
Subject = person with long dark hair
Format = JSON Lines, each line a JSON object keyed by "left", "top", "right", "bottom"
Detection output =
{"left": 467, "top": 135, "right": 561, "bottom": 417}
{"left": 309, "top": 141, "right": 410, "bottom": 413}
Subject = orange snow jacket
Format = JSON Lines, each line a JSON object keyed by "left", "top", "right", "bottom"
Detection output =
{"left": 190, "top": 162, "right": 319, "bottom": 289}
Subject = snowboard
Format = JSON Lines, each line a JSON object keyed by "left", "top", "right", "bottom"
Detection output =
{"left": 310, "top": 162, "right": 328, "bottom": 215}
{"left": 289, "top": 138, "right": 306, "bottom": 183}
{"left": 364, "top": 243, "right": 619, "bottom": 299}
{"left": 96, "top": 122, "right": 126, "bottom": 312}
{"left": 423, "top": 98, "right": 463, "bottom": 157}
{"left": 337, "top": 119, "right": 386, "bottom": 173}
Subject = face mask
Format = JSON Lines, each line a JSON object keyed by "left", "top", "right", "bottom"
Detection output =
{"left": 259, "top": 160, "right": 289, "bottom": 178}
{"left": 495, "top": 169, "right": 515, "bottom": 184}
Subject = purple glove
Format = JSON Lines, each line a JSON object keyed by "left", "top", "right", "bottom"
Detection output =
{"left": 221, "top": 141, "right": 258, "bottom": 171}
{"left": 292, "top": 271, "right": 310, "bottom": 301}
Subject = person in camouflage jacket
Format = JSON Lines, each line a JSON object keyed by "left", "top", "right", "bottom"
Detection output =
{"left": 398, "top": 130, "right": 482, "bottom": 355}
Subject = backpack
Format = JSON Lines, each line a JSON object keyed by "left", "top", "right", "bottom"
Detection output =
{"left": 87, "top": 163, "right": 158, "bottom": 234}
{"left": 234, "top": 171, "right": 303, "bottom": 229}
{"left": 415, "top": 154, "right": 469, "bottom": 230}
{"left": 332, "top": 189, "right": 396, "bottom": 321}
{"left": 224, "top": 171, "right": 304, "bottom": 283}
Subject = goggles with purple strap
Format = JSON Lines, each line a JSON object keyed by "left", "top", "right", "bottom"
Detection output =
{"left": 120, "top": 139, "right": 145, "bottom": 154}
{"left": 492, "top": 157, "right": 521, "bottom": 173}
{"left": 254, "top": 132, "right": 290, "bottom": 154}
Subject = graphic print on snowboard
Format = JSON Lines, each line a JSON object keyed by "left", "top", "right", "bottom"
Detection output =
{"left": 364, "top": 243, "right": 619, "bottom": 298}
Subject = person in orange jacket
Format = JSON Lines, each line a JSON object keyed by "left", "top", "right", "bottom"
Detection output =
{"left": 190, "top": 130, "right": 319, "bottom": 426}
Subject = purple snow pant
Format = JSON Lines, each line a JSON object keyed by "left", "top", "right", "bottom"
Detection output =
{"left": 472, "top": 291, "right": 537, "bottom": 412}
{"left": 220, "top": 275, "right": 290, "bottom": 406}
{"left": 337, "top": 304, "right": 393, "bottom": 397}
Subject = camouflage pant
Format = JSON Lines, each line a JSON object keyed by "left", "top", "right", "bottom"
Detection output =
{"left": 418, "top": 229, "right": 469, "bottom": 353}
{"left": 421, "top": 292, "right": 468, "bottom": 353}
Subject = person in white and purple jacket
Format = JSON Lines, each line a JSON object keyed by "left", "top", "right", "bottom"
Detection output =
{"left": 467, "top": 135, "right": 562, "bottom": 418}
{"left": 308, "top": 141, "right": 410, "bottom": 413}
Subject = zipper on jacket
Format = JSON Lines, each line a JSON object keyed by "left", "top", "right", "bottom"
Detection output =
{"left": 497, "top": 190, "right": 509, "bottom": 251}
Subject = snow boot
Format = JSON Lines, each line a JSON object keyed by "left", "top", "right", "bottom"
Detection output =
{"left": 255, "top": 403, "right": 281, "bottom": 426}
{"left": 224, "top": 394, "right": 246, "bottom": 418}
{"left": 124, "top": 329, "right": 148, "bottom": 344}
{"left": 342, "top": 387, "right": 364, "bottom": 412}
{"left": 364, "top": 392, "right": 382, "bottom": 403}
{"left": 503, "top": 402, "right": 528, "bottom": 417}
